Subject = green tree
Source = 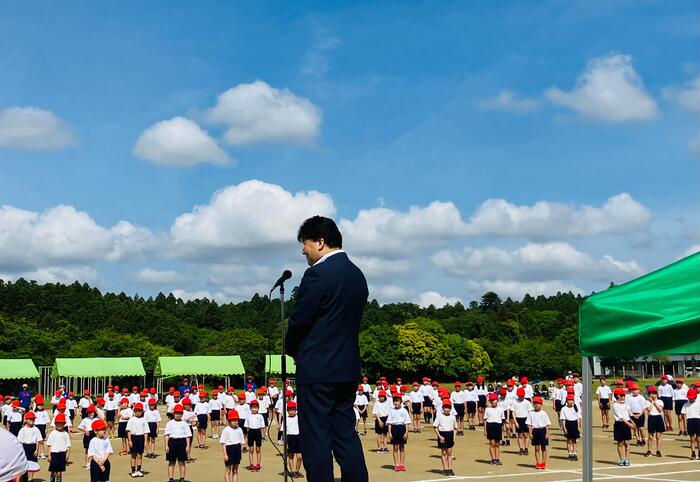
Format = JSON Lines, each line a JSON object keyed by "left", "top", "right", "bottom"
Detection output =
{"left": 395, "top": 322, "right": 447, "bottom": 375}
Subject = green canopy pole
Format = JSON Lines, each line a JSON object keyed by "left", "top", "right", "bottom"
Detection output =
{"left": 582, "top": 356, "right": 593, "bottom": 482}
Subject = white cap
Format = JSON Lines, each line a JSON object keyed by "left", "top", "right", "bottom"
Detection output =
{"left": 0, "top": 430, "right": 40, "bottom": 480}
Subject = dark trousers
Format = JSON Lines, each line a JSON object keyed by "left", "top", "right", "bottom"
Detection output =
{"left": 298, "top": 382, "right": 368, "bottom": 482}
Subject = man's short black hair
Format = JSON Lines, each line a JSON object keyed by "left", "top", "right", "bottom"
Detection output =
{"left": 297, "top": 216, "right": 343, "bottom": 248}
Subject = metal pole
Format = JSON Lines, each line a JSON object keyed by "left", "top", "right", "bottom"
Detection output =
{"left": 280, "top": 284, "right": 289, "bottom": 482}
{"left": 582, "top": 356, "right": 593, "bottom": 482}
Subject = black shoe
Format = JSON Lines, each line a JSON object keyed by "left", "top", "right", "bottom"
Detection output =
{"left": 692, "top": 451, "right": 697, "bottom": 459}
{"left": 506, "top": 440, "right": 511, "bottom": 446}
{"left": 524, "top": 448, "right": 529, "bottom": 455}
{"left": 573, "top": 454, "right": 578, "bottom": 461}
{"left": 495, "top": 459, "right": 503, "bottom": 465}
{"left": 449, "top": 470, "right": 455, "bottom": 475}
{"left": 656, "top": 451, "right": 662, "bottom": 457}
{"left": 442, "top": 470, "right": 449, "bottom": 476}
{"left": 645, "top": 450, "right": 652, "bottom": 457}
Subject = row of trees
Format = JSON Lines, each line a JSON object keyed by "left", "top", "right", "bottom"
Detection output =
{"left": 0, "top": 278, "right": 584, "bottom": 380}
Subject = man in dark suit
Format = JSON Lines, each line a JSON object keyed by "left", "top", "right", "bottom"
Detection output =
{"left": 286, "top": 216, "right": 369, "bottom": 482}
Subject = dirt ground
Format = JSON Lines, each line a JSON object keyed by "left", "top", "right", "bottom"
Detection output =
{"left": 26, "top": 403, "right": 700, "bottom": 482}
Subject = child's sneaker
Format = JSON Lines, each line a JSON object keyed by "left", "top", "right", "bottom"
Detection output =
{"left": 618, "top": 460, "right": 625, "bottom": 466}
{"left": 624, "top": 459, "right": 631, "bottom": 466}
{"left": 394, "top": 465, "right": 401, "bottom": 472}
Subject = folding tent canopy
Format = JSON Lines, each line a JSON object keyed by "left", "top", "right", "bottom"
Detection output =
{"left": 0, "top": 359, "right": 39, "bottom": 380}
{"left": 578, "top": 250, "right": 700, "bottom": 481}
{"left": 265, "top": 354, "right": 296, "bottom": 375}
{"left": 49, "top": 357, "right": 146, "bottom": 399}
{"left": 154, "top": 356, "right": 246, "bottom": 394}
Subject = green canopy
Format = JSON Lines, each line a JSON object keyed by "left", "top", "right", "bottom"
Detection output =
{"left": 579, "top": 251, "right": 700, "bottom": 357}
{"left": 154, "top": 356, "right": 245, "bottom": 377}
{"left": 265, "top": 354, "right": 296, "bottom": 375}
{"left": 52, "top": 358, "right": 146, "bottom": 378}
{"left": 0, "top": 359, "right": 39, "bottom": 380}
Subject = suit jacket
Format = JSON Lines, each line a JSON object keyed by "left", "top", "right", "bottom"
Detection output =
{"left": 285, "top": 252, "right": 368, "bottom": 384}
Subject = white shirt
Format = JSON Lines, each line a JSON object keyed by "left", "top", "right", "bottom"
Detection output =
{"left": 313, "top": 249, "right": 345, "bottom": 265}
{"left": 9, "top": 410, "right": 23, "bottom": 423}
{"left": 224, "top": 395, "right": 237, "bottom": 410}
{"left": 78, "top": 417, "right": 95, "bottom": 434}
{"left": 613, "top": 402, "right": 632, "bottom": 422}
{"left": 596, "top": 385, "right": 612, "bottom": 400}
{"left": 524, "top": 384, "right": 534, "bottom": 399}
{"left": 78, "top": 397, "right": 93, "bottom": 409}
{"left": 673, "top": 385, "right": 689, "bottom": 401}
{"left": 66, "top": 399, "right": 78, "bottom": 410}
{"left": 220, "top": 426, "right": 244, "bottom": 445}
{"left": 34, "top": 410, "right": 50, "bottom": 425}
{"left": 209, "top": 398, "right": 223, "bottom": 411}
{"left": 560, "top": 405, "right": 581, "bottom": 421}
{"left": 268, "top": 386, "right": 279, "bottom": 399}
{"left": 386, "top": 407, "right": 411, "bottom": 425}
{"left": 512, "top": 399, "right": 533, "bottom": 418}
{"left": 626, "top": 394, "right": 647, "bottom": 413}
{"left": 464, "top": 389, "right": 479, "bottom": 402}
{"left": 129, "top": 393, "right": 141, "bottom": 405}
{"left": 144, "top": 408, "right": 162, "bottom": 423}
{"left": 647, "top": 399, "right": 664, "bottom": 416}
{"left": 236, "top": 404, "right": 251, "bottom": 424}
{"left": 189, "top": 392, "right": 200, "bottom": 404}
{"left": 433, "top": 413, "right": 457, "bottom": 432}
{"left": 450, "top": 391, "right": 466, "bottom": 404}
{"left": 361, "top": 383, "right": 371, "bottom": 394}
{"left": 282, "top": 415, "right": 300, "bottom": 435}
{"left": 526, "top": 410, "right": 551, "bottom": 428}
{"left": 164, "top": 419, "right": 191, "bottom": 439}
{"left": 408, "top": 391, "right": 423, "bottom": 403}
{"left": 165, "top": 394, "right": 175, "bottom": 406}
{"left": 419, "top": 385, "right": 432, "bottom": 397}
{"left": 105, "top": 398, "right": 119, "bottom": 411}
{"left": 246, "top": 413, "right": 266, "bottom": 429}
{"left": 354, "top": 395, "right": 368, "bottom": 407}
{"left": 244, "top": 391, "right": 256, "bottom": 403}
{"left": 119, "top": 408, "right": 133, "bottom": 422}
{"left": 658, "top": 383, "right": 674, "bottom": 398}
{"left": 256, "top": 397, "right": 271, "bottom": 412}
{"left": 87, "top": 436, "right": 113, "bottom": 459}
{"left": 17, "top": 426, "right": 43, "bottom": 444}
{"left": 484, "top": 406, "right": 504, "bottom": 423}
{"left": 126, "top": 416, "right": 149, "bottom": 436}
{"left": 681, "top": 401, "right": 700, "bottom": 419}
{"left": 47, "top": 429, "right": 71, "bottom": 452}
{"left": 574, "top": 382, "right": 583, "bottom": 401}
{"left": 372, "top": 400, "right": 391, "bottom": 418}
{"left": 475, "top": 385, "right": 488, "bottom": 396}
{"left": 167, "top": 399, "right": 181, "bottom": 413}
{"left": 183, "top": 410, "right": 197, "bottom": 427}
{"left": 194, "top": 402, "right": 211, "bottom": 415}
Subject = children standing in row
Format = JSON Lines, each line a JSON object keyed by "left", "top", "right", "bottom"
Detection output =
{"left": 283, "top": 401, "right": 303, "bottom": 478}
{"left": 484, "top": 392, "right": 504, "bottom": 465}
{"left": 645, "top": 386, "right": 665, "bottom": 457}
{"left": 613, "top": 387, "right": 636, "bottom": 466}
{"left": 527, "top": 396, "right": 551, "bottom": 470}
{"left": 164, "top": 405, "right": 191, "bottom": 482}
{"left": 560, "top": 395, "right": 582, "bottom": 461}
{"left": 127, "top": 402, "right": 149, "bottom": 478}
{"left": 433, "top": 400, "right": 457, "bottom": 476}
{"left": 47, "top": 413, "right": 71, "bottom": 482}
{"left": 145, "top": 399, "right": 162, "bottom": 458}
{"left": 386, "top": 393, "right": 411, "bottom": 472}
{"left": 373, "top": 390, "right": 390, "bottom": 453}
{"left": 221, "top": 409, "right": 243, "bottom": 482}
{"left": 18, "top": 411, "right": 43, "bottom": 481}
{"left": 87, "top": 420, "right": 112, "bottom": 482}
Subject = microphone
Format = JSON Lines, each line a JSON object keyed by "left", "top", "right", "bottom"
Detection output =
{"left": 271, "top": 270, "right": 292, "bottom": 292}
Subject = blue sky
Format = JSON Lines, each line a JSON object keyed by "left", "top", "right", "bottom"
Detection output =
{"left": 1, "top": 1, "right": 698, "bottom": 305}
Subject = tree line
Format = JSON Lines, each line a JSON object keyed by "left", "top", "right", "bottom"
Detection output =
{"left": 0, "top": 279, "right": 584, "bottom": 380}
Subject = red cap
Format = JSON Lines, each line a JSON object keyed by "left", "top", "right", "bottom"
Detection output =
{"left": 521, "top": 377, "right": 528, "bottom": 384}
{"left": 378, "top": 390, "right": 387, "bottom": 397}
{"left": 269, "top": 379, "right": 276, "bottom": 384}
{"left": 198, "top": 384, "right": 204, "bottom": 389}
{"left": 661, "top": 374, "right": 669, "bottom": 380}
{"left": 567, "top": 388, "right": 575, "bottom": 394}
{"left": 12, "top": 400, "right": 19, "bottom": 407}
{"left": 694, "top": 381, "right": 700, "bottom": 388}
{"left": 173, "top": 404, "right": 184, "bottom": 413}
{"left": 688, "top": 389, "right": 698, "bottom": 400}
{"left": 122, "top": 388, "right": 128, "bottom": 393}
{"left": 149, "top": 388, "right": 156, "bottom": 394}
{"left": 616, "top": 379, "right": 624, "bottom": 385}
{"left": 564, "top": 380, "right": 574, "bottom": 386}
{"left": 227, "top": 409, "right": 239, "bottom": 420}
{"left": 132, "top": 386, "right": 138, "bottom": 391}
{"left": 557, "top": 378, "right": 564, "bottom": 384}
{"left": 532, "top": 396, "right": 544, "bottom": 405}
{"left": 237, "top": 393, "right": 246, "bottom": 400}
{"left": 442, "top": 400, "right": 452, "bottom": 407}
{"left": 54, "top": 413, "right": 67, "bottom": 423}
{"left": 422, "top": 377, "right": 428, "bottom": 382}
{"left": 647, "top": 386, "right": 657, "bottom": 393}
{"left": 476, "top": 376, "right": 484, "bottom": 382}
{"left": 86, "top": 405, "right": 96, "bottom": 413}
{"left": 24, "top": 411, "right": 36, "bottom": 420}
{"left": 400, "top": 385, "right": 408, "bottom": 393}
{"left": 173, "top": 391, "right": 181, "bottom": 397}
{"left": 68, "top": 392, "right": 74, "bottom": 397}
{"left": 140, "top": 390, "right": 148, "bottom": 396}
{"left": 97, "top": 397, "right": 105, "bottom": 405}
{"left": 412, "top": 382, "right": 419, "bottom": 386}
{"left": 488, "top": 393, "right": 498, "bottom": 401}
{"left": 613, "top": 388, "right": 626, "bottom": 397}
{"left": 228, "top": 387, "right": 235, "bottom": 392}
{"left": 285, "top": 389, "right": 294, "bottom": 396}
{"left": 92, "top": 419, "right": 107, "bottom": 431}
{"left": 57, "top": 400, "right": 66, "bottom": 408}
{"left": 432, "top": 381, "right": 439, "bottom": 386}
{"left": 250, "top": 400, "right": 259, "bottom": 406}
{"left": 114, "top": 386, "right": 120, "bottom": 391}
{"left": 169, "top": 387, "right": 175, "bottom": 393}
{"left": 35, "top": 395, "right": 44, "bottom": 404}
{"left": 287, "top": 401, "right": 297, "bottom": 409}
{"left": 199, "top": 391, "right": 207, "bottom": 398}
{"left": 83, "top": 389, "right": 90, "bottom": 395}
{"left": 499, "top": 388, "right": 507, "bottom": 395}
{"left": 55, "top": 390, "right": 61, "bottom": 396}
{"left": 506, "top": 380, "right": 515, "bottom": 386}
{"left": 181, "top": 398, "right": 192, "bottom": 406}
{"left": 133, "top": 403, "right": 144, "bottom": 411}
{"left": 676, "top": 378, "right": 684, "bottom": 383}
{"left": 357, "top": 385, "right": 364, "bottom": 391}
{"left": 454, "top": 381, "right": 462, "bottom": 387}
{"left": 396, "top": 378, "right": 402, "bottom": 382}
{"left": 148, "top": 398, "right": 157, "bottom": 405}
{"left": 566, "top": 395, "right": 575, "bottom": 401}
{"left": 516, "top": 388, "right": 525, "bottom": 397}
{"left": 212, "top": 390, "right": 218, "bottom": 396}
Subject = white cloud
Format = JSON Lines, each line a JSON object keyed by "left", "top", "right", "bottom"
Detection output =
{"left": 205, "top": 80, "right": 321, "bottom": 146}
{"left": 0, "top": 266, "right": 97, "bottom": 284}
{"left": 463, "top": 193, "right": 651, "bottom": 237}
{"left": 134, "top": 116, "right": 230, "bottom": 166}
{"left": 480, "top": 90, "right": 540, "bottom": 113}
{"left": 0, "top": 204, "right": 157, "bottom": 271}
{"left": 679, "top": 244, "right": 700, "bottom": 259}
{"left": 368, "top": 284, "right": 411, "bottom": 303}
{"left": 545, "top": 53, "right": 659, "bottom": 122}
{"left": 0, "top": 106, "right": 75, "bottom": 150}
{"left": 662, "top": 75, "right": 700, "bottom": 111}
{"left": 468, "top": 280, "right": 583, "bottom": 300}
{"left": 339, "top": 201, "right": 467, "bottom": 257}
{"left": 171, "top": 289, "right": 227, "bottom": 304}
{"left": 170, "top": 180, "right": 335, "bottom": 260}
{"left": 415, "top": 291, "right": 462, "bottom": 308}
{"left": 432, "top": 242, "right": 642, "bottom": 282}
{"left": 136, "top": 268, "right": 186, "bottom": 284}
{"left": 351, "top": 256, "right": 412, "bottom": 279}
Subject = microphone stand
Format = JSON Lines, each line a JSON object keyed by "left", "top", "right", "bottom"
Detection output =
{"left": 271, "top": 282, "right": 289, "bottom": 482}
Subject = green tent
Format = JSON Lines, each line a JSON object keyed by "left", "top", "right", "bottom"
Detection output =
{"left": 265, "top": 354, "right": 296, "bottom": 375}
{"left": 580, "top": 251, "right": 700, "bottom": 357}
{"left": 154, "top": 356, "right": 245, "bottom": 377}
{"left": 578, "top": 250, "right": 700, "bottom": 482}
{"left": 0, "top": 359, "right": 39, "bottom": 379}
{"left": 52, "top": 357, "right": 146, "bottom": 378}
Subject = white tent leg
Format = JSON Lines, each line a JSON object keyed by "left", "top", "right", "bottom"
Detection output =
{"left": 582, "top": 356, "right": 593, "bottom": 482}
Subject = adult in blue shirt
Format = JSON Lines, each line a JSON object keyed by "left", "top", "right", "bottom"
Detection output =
{"left": 178, "top": 378, "right": 191, "bottom": 396}
{"left": 17, "top": 384, "right": 32, "bottom": 410}
{"left": 245, "top": 375, "right": 258, "bottom": 393}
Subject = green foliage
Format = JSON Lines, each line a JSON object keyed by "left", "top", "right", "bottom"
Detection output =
{"left": 0, "top": 278, "right": 584, "bottom": 380}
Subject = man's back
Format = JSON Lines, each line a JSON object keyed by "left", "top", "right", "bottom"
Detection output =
{"left": 286, "top": 251, "right": 368, "bottom": 384}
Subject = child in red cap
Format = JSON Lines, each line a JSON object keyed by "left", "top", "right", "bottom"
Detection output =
{"left": 48, "top": 412, "right": 71, "bottom": 482}
{"left": 450, "top": 382, "right": 466, "bottom": 436}
{"left": 674, "top": 378, "right": 689, "bottom": 436}
{"left": 87, "top": 419, "right": 111, "bottom": 482}
{"left": 560, "top": 395, "right": 582, "bottom": 461}
{"left": 681, "top": 388, "right": 699, "bottom": 459}
{"left": 644, "top": 386, "right": 666, "bottom": 457}
{"left": 283, "top": 401, "right": 303, "bottom": 478}
{"left": 484, "top": 392, "right": 504, "bottom": 465}
{"left": 78, "top": 405, "right": 98, "bottom": 469}
{"left": 613, "top": 388, "right": 635, "bottom": 466}
{"left": 387, "top": 393, "right": 411, "bottom": 471}
{"left": 408, "top": 382, "right": 423, "bottom": 433}
{"left": 127, "top": 402, "right": 149, "bottom": 477}
{"left": 193, "top": 391, "right": 211, "bottom": 449}
{"left": 354, "top": 385, "right": 368, "bottom": 435}
{"left": 117, "top": 397, "right": 133, "bottom": 456}
{"left": 433, "top": 399, "right": 457, "bottom": 476}
{"left": 596, "top": 377, "right": 612, "bottom": 430}
{"left": 512, "top": 387, "right": 533, "bottom": 456}
{"left": 209, "top": 390, "right": 224, "bottom": 440}
{"left": 145, "top": 398, "right": 162, "bottom": 459}
{"left": 17, "top": 411, "right": 42, "bottom": 481}
{"left": 221, "top": 409, "right": 244, "bottom": 482}
{"left": 164, "top": 404, "right": 190, "bottom": 482}
{"left": 527, "top": 396, "right": 550, "bottom": 469}
{"left": 372, "top": 390, "right": 390, "bottom": 453}
{"left": 475, "top": 376, "right": 487, "bottom": 426}
{"left": 8, "top": 399, "right": 25, "bottom": 436}
{"left": 246, "top": 399, "right": 266, "bottom": 471}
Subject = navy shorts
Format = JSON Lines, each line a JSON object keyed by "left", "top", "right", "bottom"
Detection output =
{"left": 224, "top": 443, "right": 241, "bottom": 466}
{"left": 437, "top": 430, "right": 454, "bottom": 449}
{"left": 390, "top": 424, "right": 407, "bottom": 445}
{"left": 531, "top": 427, "right": 548, "bottom": 447}
{"left": 648, "top": 414, "right": 665, "bottom": 434}
{"left": 287, "top": 434, "right": 301, "bottom": 454}
{"left": 411, "top": 402, "right": 422, "bottom": 414}
{"left": 486, "top": 422, "right": 502, "bottom": 441}
{"left": 375, "top": 416, "right": 388, "bottom": 435}
{"left": 614, "top": 420, "right": 632, "bottom": 442}
{"left": 166, "top": 438, "right": 188, "bottom": 462}
{"left": 660, "top": 396, "right": 673, "bottom": 411}
{"left": 467, "top": 401, "right": 477, "bottom": 414}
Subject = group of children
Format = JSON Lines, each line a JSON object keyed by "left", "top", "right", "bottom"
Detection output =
{"left": 2, "top": 379, "right": 304, "bottom": 482}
